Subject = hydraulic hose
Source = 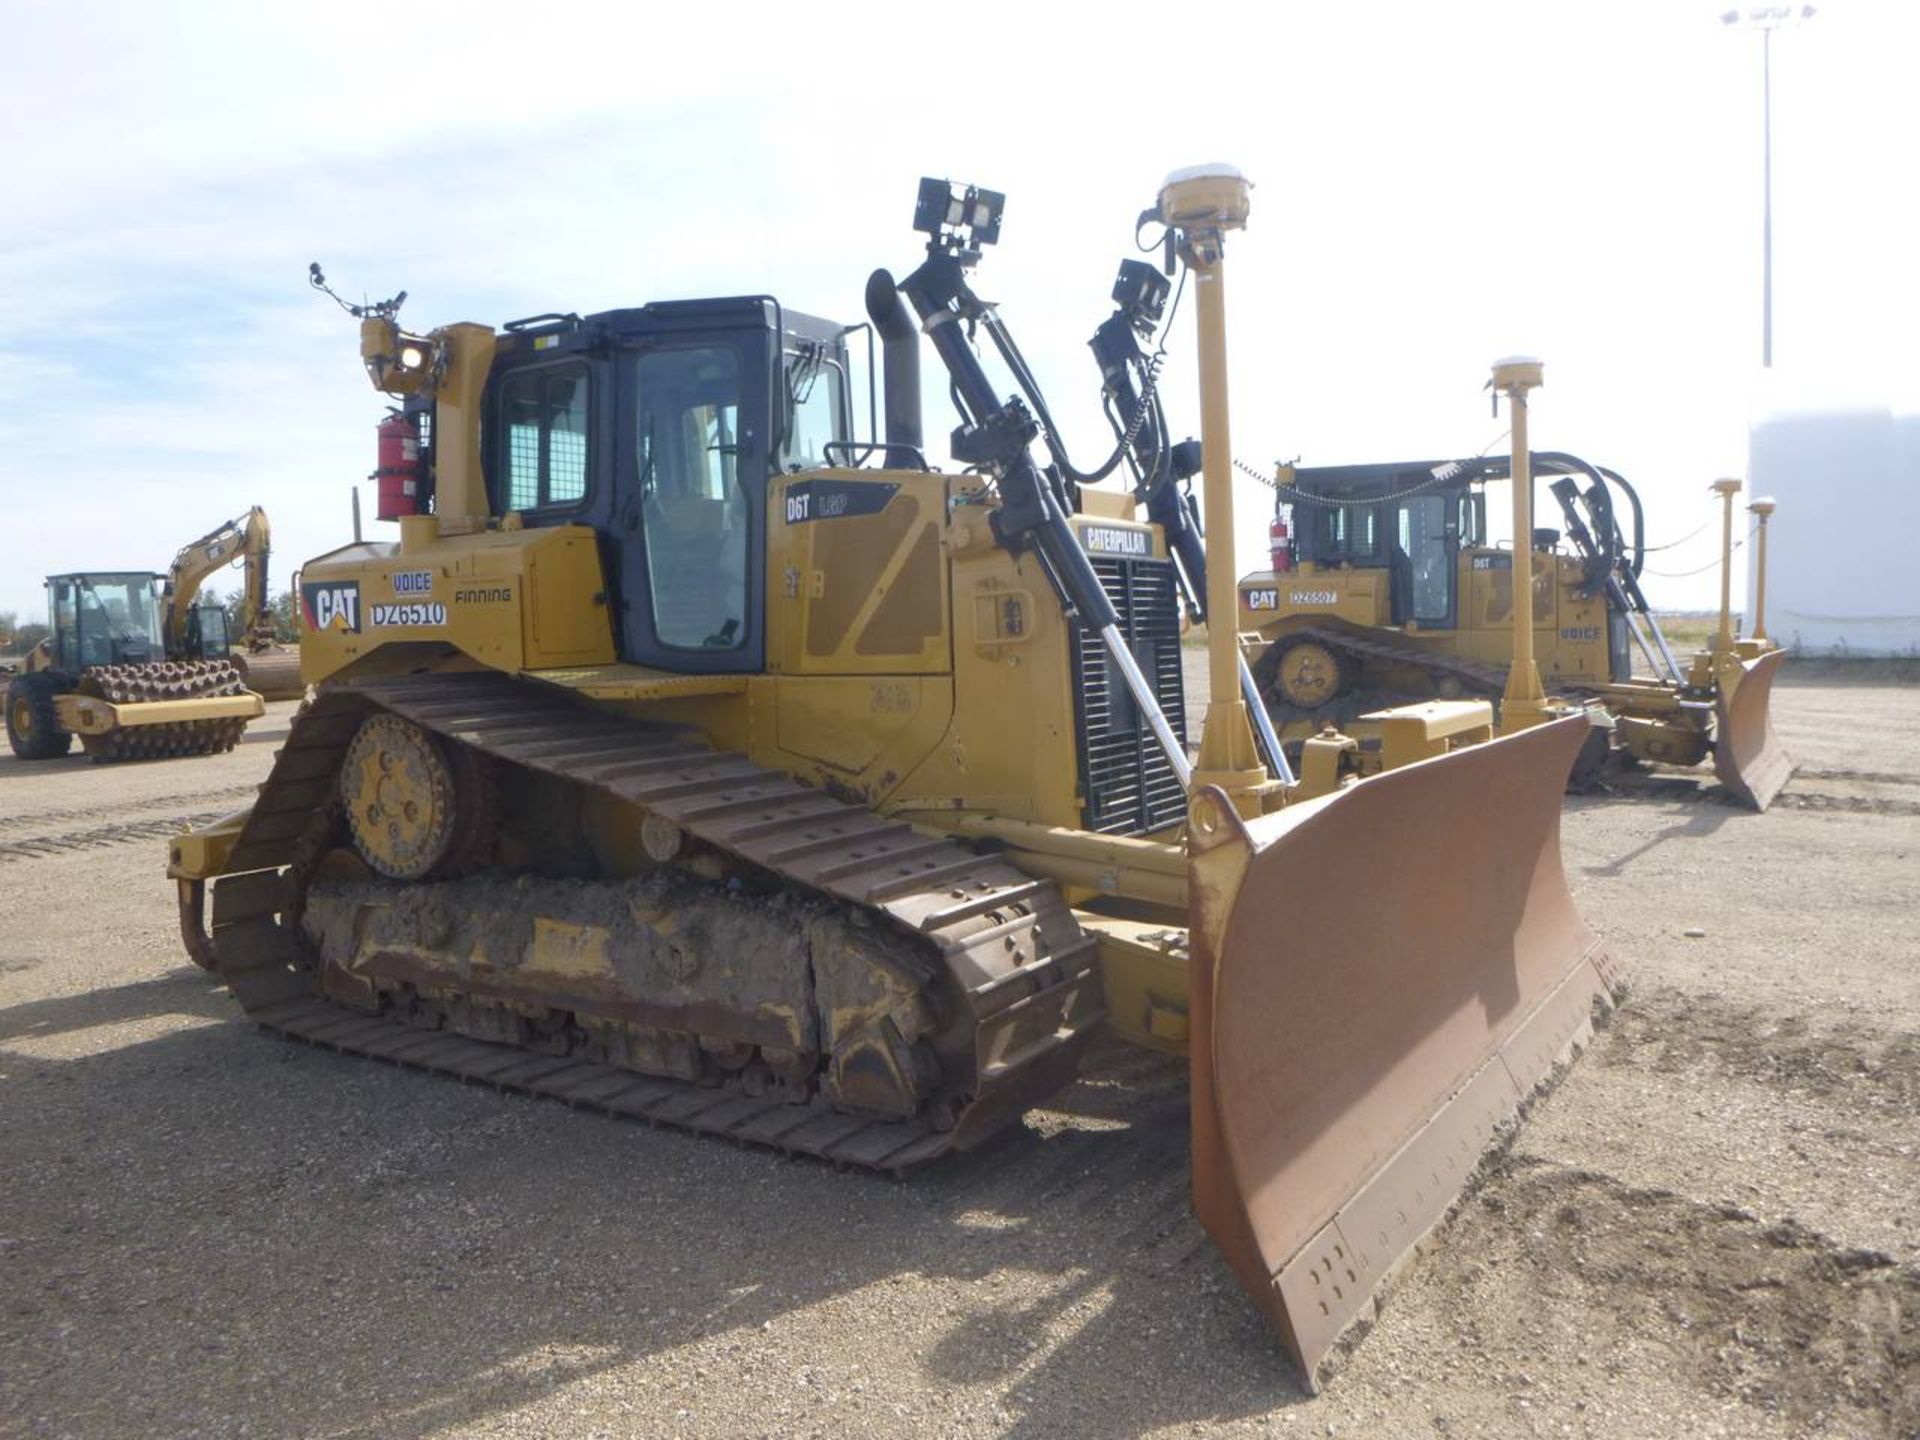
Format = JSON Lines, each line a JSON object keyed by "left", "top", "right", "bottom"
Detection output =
{"left": 897, "top": 252, "right": 1193, "bottom": 788}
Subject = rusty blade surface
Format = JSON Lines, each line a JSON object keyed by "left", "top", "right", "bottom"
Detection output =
{"left": 1187, "top": 714, "right": 1622, "bottom": 1390}
{"left": 1713, "top": 647, "right": 1793, "bottom": 811}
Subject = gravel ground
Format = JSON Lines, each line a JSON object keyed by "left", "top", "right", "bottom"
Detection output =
{"left": 1, "top": 676, "right": 1915, "bottom": 1439}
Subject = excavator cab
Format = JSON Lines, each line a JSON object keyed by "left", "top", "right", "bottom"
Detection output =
{"left": 184, "top": 598, "right": 233, "bottom": 659}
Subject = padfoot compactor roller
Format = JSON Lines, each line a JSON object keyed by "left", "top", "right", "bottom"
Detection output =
{"left": 1235, "top": 388, "right": 1792, "bottom": 808}
{"left": 170, "top": 169, "right": 1623, "bottom": 1386}
{"left": 6, "top": 571, "right": 263, "bottom": 762}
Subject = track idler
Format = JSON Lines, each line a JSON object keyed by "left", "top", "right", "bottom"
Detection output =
{"left": 1711, "top": 647, "right": 1793, "bottom": 811}
{"left": 1186, "top": 714, "right": 1623, "bottom": 1389}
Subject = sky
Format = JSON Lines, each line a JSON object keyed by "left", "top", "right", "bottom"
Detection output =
{"left": 4, "top": 0, "right": 1916, "bottom": 625}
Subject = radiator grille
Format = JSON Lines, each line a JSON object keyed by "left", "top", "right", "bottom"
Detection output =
{"left": 1068, "top": 556, "right": 1189, "bottom": 836}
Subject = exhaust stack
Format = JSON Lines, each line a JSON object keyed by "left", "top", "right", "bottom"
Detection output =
{"left": 864, "top": 269, "right": 923, "bottom": 468}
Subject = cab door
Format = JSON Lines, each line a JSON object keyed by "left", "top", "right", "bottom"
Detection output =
{"left": 1399, "top": 493, "right": 1458, "bottom": 628}
{"left": 609, "top": 335, "right": 771, "bottom": 674}
{"left": 48, "top": 579, "right": 82, "bottom": 673}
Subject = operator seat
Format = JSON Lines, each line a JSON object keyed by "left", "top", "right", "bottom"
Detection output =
{"left": 1388, "top": 545, "right": 1414, "bottom": 626}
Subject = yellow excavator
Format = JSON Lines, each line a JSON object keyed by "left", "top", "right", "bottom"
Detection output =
{"left": 168, "top": 169, "right": 1623, "bottom": 1387}
{"left": 163, "top": 506, "right": 306, "bottom": 700}
{"left": 1234, "top": 379, "right": 1792, "bottom": 809}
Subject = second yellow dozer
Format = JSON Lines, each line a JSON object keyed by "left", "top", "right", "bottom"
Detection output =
{"left": 1234, "top": 378, "right": 1793, "bottom": 810}
{"left": 169, "top": 169, "right": 1622, "bottom": 1386}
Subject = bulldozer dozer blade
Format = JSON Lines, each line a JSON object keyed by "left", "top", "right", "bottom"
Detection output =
{"left": 1187, "top": 714, "right": 1622, "bottom": 1390}
{"left": 1712, "top": 647, "right": 1793, "bottom": 811}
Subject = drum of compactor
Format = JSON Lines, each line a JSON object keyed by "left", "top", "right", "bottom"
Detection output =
{"left": 232, "top": 647, "right": 305, "bottom": 701}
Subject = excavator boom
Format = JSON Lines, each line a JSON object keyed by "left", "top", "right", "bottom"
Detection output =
{"left": 160, "top": 507, "right": 303, "bottom": 698}
{"left": 163, "top": 506, "right": 273, "bottom": 655}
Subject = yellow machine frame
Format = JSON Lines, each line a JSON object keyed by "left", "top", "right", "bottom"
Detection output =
{"left": 172, "top": 169, "right": 1622, "bottom": 1386}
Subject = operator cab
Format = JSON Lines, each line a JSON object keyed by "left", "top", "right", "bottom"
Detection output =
{"left": 1286, "top": 463, "right": 1486, "bottom": 630}
{"left": 417, "top": 298, "right": 854, "bottom": 675}
{"left": 44, "top": 572, "right": 166, "bottom": 672}
{"left": 185, "top": 598, "right": 233, "bottom": 659}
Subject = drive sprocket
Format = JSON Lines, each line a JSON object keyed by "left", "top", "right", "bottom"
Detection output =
{"left": 340, "top": 713, "right": 468, "bottom": 879}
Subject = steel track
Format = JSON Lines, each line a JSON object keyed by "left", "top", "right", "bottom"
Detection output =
{"left": 202, "top": 672, "right": 1106, "bottom": 1173}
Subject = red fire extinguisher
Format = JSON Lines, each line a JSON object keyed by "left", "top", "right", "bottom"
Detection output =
{"left": 373, "top": 411, "right": 425, "bottom": 520}
{"left": 1269, "top": 512, "right": 1293, "bottom": 573}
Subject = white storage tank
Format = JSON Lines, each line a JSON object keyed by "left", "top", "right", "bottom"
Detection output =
{"left": 1748, "top": 402, "right": 1920, "bottom": 657}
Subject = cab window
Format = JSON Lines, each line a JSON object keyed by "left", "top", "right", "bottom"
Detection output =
{"left": 778, "top": 351, "right": 846, "bottom": 471}
{"left": 498, "top": 365, "right": 589, "bottom": 511}
{"left": 636, "top": 346, "right": 749, "bottom": 651}
{"left": 1458, "top": 492, "right": 1484, "bottom": 547}
{"left": 1398, "top": 494, "right": 1453, "bottom": 622}
{"left": 1311, "top": 504, "right": 1379, "bottom": 564}
{"left": 50, "top": 579, "right": 79, "bottom": 671}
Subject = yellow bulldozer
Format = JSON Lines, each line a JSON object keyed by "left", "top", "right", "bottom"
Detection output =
{"left": 1234, "top": 382, "right": 1792, "bottom": 810}
{"left": 169, "top": 169, "right": 1623, "bottom": 1386}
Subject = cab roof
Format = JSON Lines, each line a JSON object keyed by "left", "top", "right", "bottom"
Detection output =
{"left": 493, "top": 295, "right": 849, "bottom": 362}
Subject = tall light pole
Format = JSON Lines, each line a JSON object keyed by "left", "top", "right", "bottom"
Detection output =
{"left": 1721, "top": 4, "right": 1816, "bottom": 368}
